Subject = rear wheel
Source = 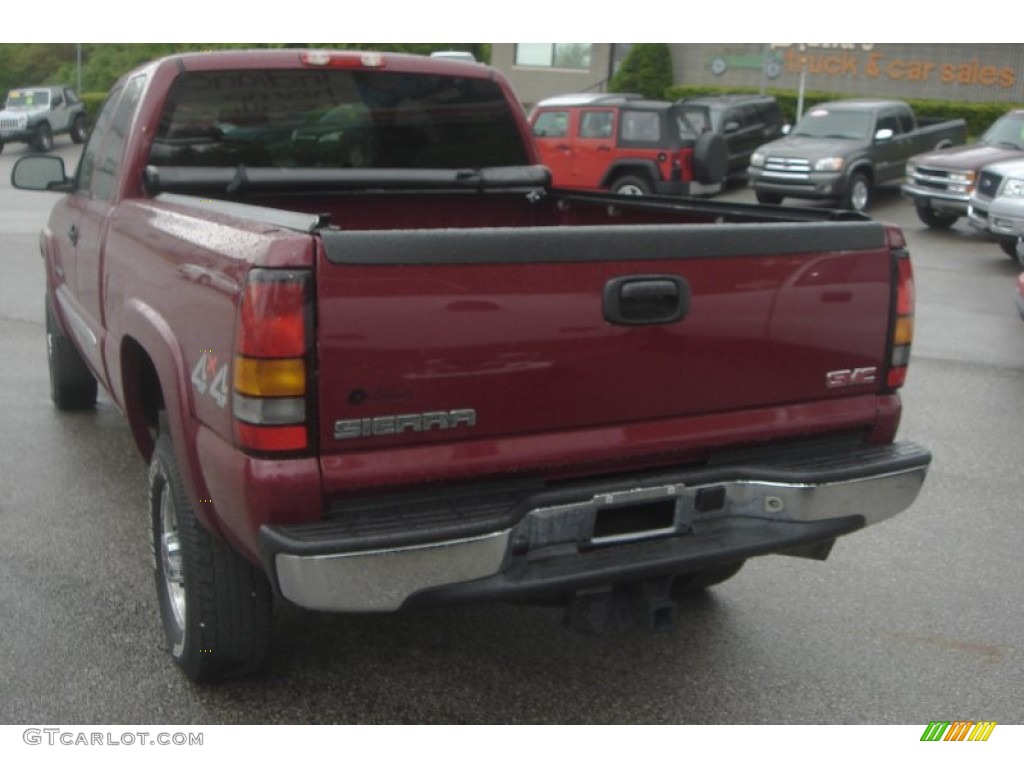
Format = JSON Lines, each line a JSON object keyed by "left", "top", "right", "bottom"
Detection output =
{"left": 45, "top": 297, "right": 97, "bottom": 411}
{"left": 610, "top": 175, "right": 653, "bottom": 196}
{"left": 998, "top": 239, "right": 1018, "bottom": 259}
{"left": 150, "top": 431, "right": 272, "bottom": 681}
{"left": 915, "top": 202, "right": 959, "bottom": 230}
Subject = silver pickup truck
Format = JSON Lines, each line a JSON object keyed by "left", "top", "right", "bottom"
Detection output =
{"left": 748, "top": 99, "right": 966, "bottom": 211}
{"left": 967, "top": 156, "right": 1024, "bottom": 261}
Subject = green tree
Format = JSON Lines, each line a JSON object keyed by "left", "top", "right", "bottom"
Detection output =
{"left": 609, "top": 43, "right": 674, "bottom": 99}
{"left": 1, "top": 43, "right": 492, "bottom": 100}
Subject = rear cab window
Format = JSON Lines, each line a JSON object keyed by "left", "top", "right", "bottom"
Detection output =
{"left": 150, "top": 70, "right": 530, "bottom": 170}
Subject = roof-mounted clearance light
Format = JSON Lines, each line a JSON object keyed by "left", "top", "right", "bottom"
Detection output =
{"left": 300, "top": 51, "right": 386, "bottom": 69}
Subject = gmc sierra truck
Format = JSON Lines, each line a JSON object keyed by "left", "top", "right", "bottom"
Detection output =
{"left": 748, "top": 99, "right": 966, "bottom": 211}
{"left": 14, "top": 50, "right": 931, "bottom": 682}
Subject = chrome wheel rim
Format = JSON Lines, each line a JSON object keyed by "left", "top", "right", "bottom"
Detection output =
{"left": 850, "top": 181, "right": 869, "bottom": 211}
{"left": 617, "top": 184, "right": 645, "bottom": 196}
{"left": 159, "top": 488, "right": 186, "bottom": 631}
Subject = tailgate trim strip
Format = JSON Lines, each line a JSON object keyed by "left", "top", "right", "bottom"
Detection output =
{"left": 320, "top": 221, "right": 887, "bottom": 266}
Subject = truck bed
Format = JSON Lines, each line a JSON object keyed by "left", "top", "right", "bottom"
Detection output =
{"left": 137, "top": 185, "right": 903, "bottom": 498}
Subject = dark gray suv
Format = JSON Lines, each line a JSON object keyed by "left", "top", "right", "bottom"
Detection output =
{"left": 677, "top": 94, "right": 787, "bottom": 179}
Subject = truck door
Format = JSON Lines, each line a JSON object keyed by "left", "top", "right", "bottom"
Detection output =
{"left": 47, "top": 90, "right": 69, "bottom": 134}
{"left": 571, "top": 108, "right": 616, "bottom": 189}
{"left": 873, "top": 109, "right": 907, "bottom": 183}
{"left": 60, "top": 77, "right": 144, "bottom": 378}
{"left": 530, "top": 108, "right": 575, "bottom": 188}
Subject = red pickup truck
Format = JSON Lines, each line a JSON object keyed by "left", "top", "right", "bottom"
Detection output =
{"left": 14, "top": 50, "right": 931, "bottom": 681}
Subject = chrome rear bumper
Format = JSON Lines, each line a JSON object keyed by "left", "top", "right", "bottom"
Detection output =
{"left": 262, "top": 440, "right": 931, "bottom": 612}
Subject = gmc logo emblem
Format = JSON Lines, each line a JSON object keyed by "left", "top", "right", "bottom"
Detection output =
{"left": 826, "top": 366, "right": 878, "bottom": 389}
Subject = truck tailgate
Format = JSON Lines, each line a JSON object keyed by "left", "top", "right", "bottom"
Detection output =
{"left": 315, "top": 221, "right": 893, "bottom": 486}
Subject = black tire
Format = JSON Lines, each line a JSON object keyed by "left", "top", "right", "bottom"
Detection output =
{"left": 610, "top": 174, "right": 653, "bottom": 196}
{"left": 70, "top": 113, "right": 87, "bottom": 144}
{"left": 32, "top": 122, "right": 54, "bottom": 152}
{"left": 693, "top": 132, "right": 728, "bottom": 185}
{"left": 843, "top": 171, "right": 871, "bottom": 212}
{"left": 0, "top": 140, "right": 5, "bottom": 154}
{"left": 998, "top": 239, "right": 1018, "bottom": 259}
{"left": 755, "top": 190, "right": 784, "bottom": 205}
{"left": 671, "top": 561, "right": 745, "bottom": 597}
{"left": 915, "top": 203, "right": 959, "bottom": 230}
{"left": 45, "top": 297, "right": 97, "bottom": 410}
{"left": 150, "top": 431, "right": 272, "bottom": 681}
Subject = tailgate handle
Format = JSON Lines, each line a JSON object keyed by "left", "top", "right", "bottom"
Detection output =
{"left": 604, "top": 275, "right": 690, "bottom": 326}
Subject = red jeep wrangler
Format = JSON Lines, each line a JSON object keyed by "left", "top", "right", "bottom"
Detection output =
{"left": 528, "top": 93, "right": 728, "bottom": 196}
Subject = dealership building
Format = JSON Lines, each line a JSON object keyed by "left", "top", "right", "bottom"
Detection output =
{"left": 490, "top": 44, "right": 1024, "bottom": 108}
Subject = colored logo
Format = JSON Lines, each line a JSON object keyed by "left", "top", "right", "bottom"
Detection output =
{"left": 921, "top": 721, "right": 997, "bottom": 742}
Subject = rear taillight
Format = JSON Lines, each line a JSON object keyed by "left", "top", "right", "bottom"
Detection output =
{"left": 233, "top": 269, "right": 313, "bottom": 453}
{"left": 886, "top": 231, "right": 915, "bottom": 390}
{"left": 672, "top": 149, "right": 694, "bottom": 182}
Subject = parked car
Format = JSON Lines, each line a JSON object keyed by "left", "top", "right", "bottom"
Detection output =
{"left": 748, "top": 99, "right": 966, "bottom": 211}
{"left": 676, "top": 94, "right": 787, "bottom": 179}
{"left": 0, "top": 85, "right": 87, "bottom": 153}
{"left": 902, "top": 109, "right": 1024, "bottom": 229}
{"left": 967, "top": 157, "right": 1024, "bottom": 258}
{"left": 528, "top": 93, "right": 728, "bottom": 196}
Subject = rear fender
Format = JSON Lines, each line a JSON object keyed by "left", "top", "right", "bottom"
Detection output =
{"left": 600, "top": 159, "right": 663, "bottom": 189}
{"left": 119, "top": 297, "right": 221, "bottom": 536}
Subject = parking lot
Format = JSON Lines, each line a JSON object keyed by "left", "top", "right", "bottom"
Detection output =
{"left": 1, "top": 137, "right": 1022, "bottom": 726}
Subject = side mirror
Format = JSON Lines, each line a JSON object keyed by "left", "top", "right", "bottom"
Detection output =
{"left": 874, "top": 128, "right": 895, "bottom": 142}
{"left": 782, "top": 124, "right": 791, "bottom": 135}
{"left": 11, "top": 155, "right": 72, "bottom": 192}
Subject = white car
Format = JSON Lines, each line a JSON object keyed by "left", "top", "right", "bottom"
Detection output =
{"left": 968, "top": 157, "right": 1024, "bottom": 260}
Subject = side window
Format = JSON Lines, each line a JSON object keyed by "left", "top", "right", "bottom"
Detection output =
{"left": 579, "top": 110, "right": 613, "bottom": 139}
{"left": 90, "top": 76, "right": 146, "bottom": 202}
{"left": 876, "top": 113, "right": 900, "bottom": 137}
{"left": 621, "top": 111, "right": 661, "bottom": 142}
{"left": 533, "top": 110, "right": 569, "bottom": 138}
{"left": 739, "top": 105, "right": 762, "bottom": 130}
{"left": 76, "top": 84, "right": 125, "bottom": 194}
{"left": 759, "top": 103, "right": 783, "bottom": 126}
{"left": 52, "top": 91, "right": 64, "bottom": 108}
{"left": 897, "top": 110, "right": 915, "bottom": 134}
